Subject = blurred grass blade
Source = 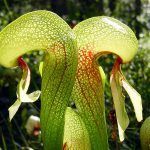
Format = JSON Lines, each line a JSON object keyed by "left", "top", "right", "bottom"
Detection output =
{"left": 2, "top": 133, "right": 7, "bottom": 150}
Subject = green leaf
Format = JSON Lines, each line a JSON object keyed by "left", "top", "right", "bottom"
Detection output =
{"left": 99, "top": 66, "right": 106, "bottom": 88}
{"left": 39, "top": 61, "right": 43, "bottom": 77}
{"left": 140, "top": 116, "right": 150, "bottom": 150}
{"left": 63, "top": 107, "right": 91, "bottom": 150}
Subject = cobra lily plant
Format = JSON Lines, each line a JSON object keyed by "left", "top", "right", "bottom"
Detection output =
{"left": 140, "top": 116, "right": 150, "bottom": 150}
{"left": 0, "top": 10, "right": 142, "bottom": 150}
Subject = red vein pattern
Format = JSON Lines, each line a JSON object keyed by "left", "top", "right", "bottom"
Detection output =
{"left": 72, "top": 44, "right": 109, "bottom": 149}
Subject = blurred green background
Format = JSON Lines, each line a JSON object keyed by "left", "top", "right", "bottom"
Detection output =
{"left": 0, "top": 0, "right": 149, "bottom": 149}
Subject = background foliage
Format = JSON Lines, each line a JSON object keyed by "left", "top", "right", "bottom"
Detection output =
{"left": 0, "top": 0, "right": 149, "bottom": 149}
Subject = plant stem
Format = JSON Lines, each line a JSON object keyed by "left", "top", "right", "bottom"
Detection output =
{"left": 40, "top": 43, "right": 77, "bottom": 149}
